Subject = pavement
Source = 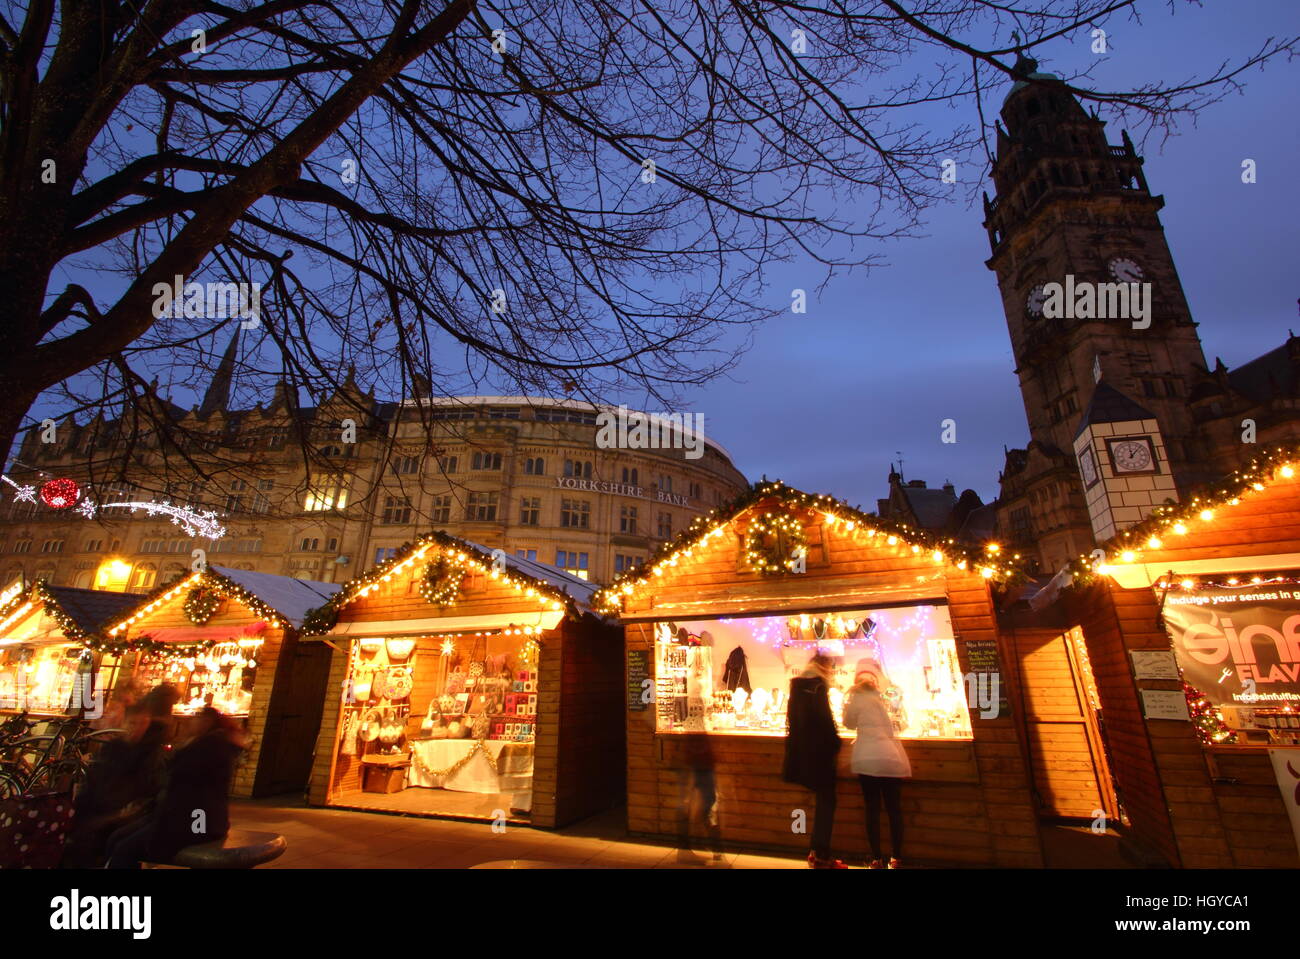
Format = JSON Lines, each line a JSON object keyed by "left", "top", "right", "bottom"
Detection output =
{"left": 234, "top": 797, "right": 806, "bottom": 869}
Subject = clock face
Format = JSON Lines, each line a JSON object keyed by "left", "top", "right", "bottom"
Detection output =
{"left": 1078, "top": 445, "right": 1099, "bottom": 488}
{"left": 1026, "top": 284, "right": 1048, "bottom": 316}
{"left": 1108, "top": 257, "right": 1144, "bottom": 283}
{"left": 1108, "top": 437, "right": 1156, "bottom": 474}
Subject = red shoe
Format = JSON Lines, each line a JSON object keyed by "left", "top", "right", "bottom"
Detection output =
{"left": 807, "top": 852, "right": 849, "bottom": 869}
{"left": 887, "top": 858, "right": 901, "bottom": 869}
{"left": 867, "top": 859, "right": 884, "bottom": 869}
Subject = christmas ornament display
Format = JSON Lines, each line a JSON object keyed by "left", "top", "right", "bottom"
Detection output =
{"left": 1184, "top": 680, "right": 1237, "bottom": 745}
{"left": 38, "top": 479, "right": 80, "bottom": 509}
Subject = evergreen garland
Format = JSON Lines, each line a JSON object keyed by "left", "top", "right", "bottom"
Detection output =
{"left": 184, "top": 586, "right": 221, "bottom": 625}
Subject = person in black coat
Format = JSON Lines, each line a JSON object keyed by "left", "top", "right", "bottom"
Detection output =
{"left": 783, "top": 652, "right": 846, "bottom": 868}
{"left": 105, "top": 707, "right": 245, "bottom": 868}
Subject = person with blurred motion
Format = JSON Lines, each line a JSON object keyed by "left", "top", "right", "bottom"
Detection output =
{"left": 783, "top": 652, "right": 846, "bottom": 868}
{"left": 842, "top": 661, "right": 912, "bottom": 868}
{"left": 105, "top": 707, "right": 245, "bottom": 868}
{"left": 61, "top": 703, "right": 167, "bottom": 867}
{"left": 675, "top": 731, "right": 725, "bottom": 864}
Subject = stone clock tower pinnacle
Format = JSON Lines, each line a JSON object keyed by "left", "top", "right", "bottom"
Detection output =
{"left": 984, "top": 55, "right": 1212, "bottom": 570}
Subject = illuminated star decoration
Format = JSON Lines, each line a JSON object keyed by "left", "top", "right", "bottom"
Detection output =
{"left": 1, "top": 474, "right": 36, "bottom": 503}
{"left": 75, "top": 499, "right": 98, "bottom": 519}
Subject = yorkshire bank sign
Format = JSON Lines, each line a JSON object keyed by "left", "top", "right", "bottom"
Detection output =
{"left": 553, "top": 475, "right": 691, "bottom": 508}
{"left": 1163, "top": 586, "right": 1300, "bottom": 705}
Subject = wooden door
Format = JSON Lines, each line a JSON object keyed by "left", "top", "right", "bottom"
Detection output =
{"left": 1017, "top": 630, "right": 1115, "bottom": 821}
{"left": 252, "top": 635, "right": 335, "bottom": 797}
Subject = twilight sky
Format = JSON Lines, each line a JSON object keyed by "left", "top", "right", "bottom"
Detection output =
{"left": 664, "top": 1, "right": 1300, "bottom": 509}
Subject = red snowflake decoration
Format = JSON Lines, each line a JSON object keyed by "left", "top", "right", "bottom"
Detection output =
{"left": 39, "top": 478, "right": 80, "bottom": 509}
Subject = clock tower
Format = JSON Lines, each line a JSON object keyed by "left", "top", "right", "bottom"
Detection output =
{"left": 984, "top": 55, "right": 1212, "bottom": 569}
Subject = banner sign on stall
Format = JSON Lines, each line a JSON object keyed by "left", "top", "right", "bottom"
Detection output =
{"left": 1161, "top": 586, "right": 1300, "bottom": 707}
{"left": 1267, "top": 749, "right": 1300, "bottom": 857}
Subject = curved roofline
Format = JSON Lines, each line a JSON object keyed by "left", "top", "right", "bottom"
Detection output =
{"left": 401, "top": 394, "right": 738, "bottom": 464}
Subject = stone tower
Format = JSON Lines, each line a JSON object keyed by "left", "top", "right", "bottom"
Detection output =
{"left": 984, "top": 55, "right": 1212, "bottom": 570}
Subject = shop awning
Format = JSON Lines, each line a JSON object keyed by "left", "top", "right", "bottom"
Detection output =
{"left": 135, "top": 623, "right": 269, "bottom": 644}
{"left": 316, "top": 610, "right": 564, "bottom": 640}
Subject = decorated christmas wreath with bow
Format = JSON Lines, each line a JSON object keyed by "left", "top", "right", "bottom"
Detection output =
{"left": 184, "top": 586, "right": 221, "bottom": 625}
{"left": 420, "top": 553, "right": 466, "bottom": 607}
{"left": 743, "top": 509, "right": 808, "bottom": 576}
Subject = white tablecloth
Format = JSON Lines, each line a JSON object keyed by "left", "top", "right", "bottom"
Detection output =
{"left": 407, "top": 739, "right": 535, "bottom": 809}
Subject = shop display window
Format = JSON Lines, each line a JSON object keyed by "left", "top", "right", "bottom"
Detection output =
{"left": 333, "top": 631, "right": 539, "bottom": 819}
{"left": 132, "top": 639, "right": 263, "bottom": 717}
{"left": 654, "top": 604, "right": 973, "bottom": 740}
{"left": 0, "top": 644, "right": 116, "bottom": 715}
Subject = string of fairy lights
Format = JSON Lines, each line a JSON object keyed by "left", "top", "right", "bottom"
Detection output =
{"left": 301, "top": 530, "right": 577, "bottom": 636}
{"left": 1066, "top": 445, "right": 1300, "bottom": 585}
{"left": 593, "top": 480, "right": 1028, "bottom": 614}
{"left": 105, "top": 568, "right": 287, "bottom": 638}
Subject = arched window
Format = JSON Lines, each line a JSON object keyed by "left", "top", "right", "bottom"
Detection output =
{"left": 129, "top": 563, "right": 157, "bottom": 592}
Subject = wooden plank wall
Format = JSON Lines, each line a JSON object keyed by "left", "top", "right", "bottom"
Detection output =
{"left": 621, "top": 505, "right": 1042, "bottom": 866}
{"left": 115, "top": 590, "right": 285, "bottom": 799}
{"left": 1207, "top": 748, "right": 1300, "bottom": 868}
{"left": 1008, "top": 627, "right": 1106, "bottom": 819}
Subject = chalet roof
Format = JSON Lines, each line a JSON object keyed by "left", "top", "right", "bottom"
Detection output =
{"left": 32, "top": 584, "right": 140, "bottom": 635}
{"left": 207, "top": 566, "right": 341, "bottom": 629}
{"left": 1075, "top": 381, "right": 1156, "bottom": 438}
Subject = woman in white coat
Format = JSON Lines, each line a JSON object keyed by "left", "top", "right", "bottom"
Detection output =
{"left": 841, "top": 664, "right": 911, "bottom": 868}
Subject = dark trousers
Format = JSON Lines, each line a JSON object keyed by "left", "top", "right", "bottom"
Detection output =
{"left": 811, "top": 784, "right": 837, "bottom": 859}
{"left": 104, "top": 816, "right": 155, "bottom": 869}
{"left": 858, "top": 774, "right": 903, "bottom": 859}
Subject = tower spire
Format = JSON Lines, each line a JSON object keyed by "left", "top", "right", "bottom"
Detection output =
{"left": 199, "top": 327, "right": 240, "bottom": 417}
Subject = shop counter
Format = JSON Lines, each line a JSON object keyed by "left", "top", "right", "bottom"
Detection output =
{"left": 407, "top": 739, "right": 534, "bottom": 808}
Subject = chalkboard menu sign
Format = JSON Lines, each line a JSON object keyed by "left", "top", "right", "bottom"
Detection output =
{"left": 963, "top": 639, "right": 1010, "bottom": 718}
{"left": 627, "top": 649, "right": 650, "bottom": 711}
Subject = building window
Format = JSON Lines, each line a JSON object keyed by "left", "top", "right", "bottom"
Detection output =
{"left": 435, "top": 455, "right": 459, "bottom": 474}
{"left": 556, "top": 550, "right": 589, "bottom": 579}
{"left": 391, "top": 455, "right": 421, "bottom": 475}
{"left": 225, "top": 492, "right": 245, "bottom": 513}
{"left": 129, "top": 563, "right": 157, "bottom": 592}
{"left": 466, "top": 492, "right": 499, "bottom": 522}
{"left": 1143, "top": 379, "right": 1159, "bottom": 398}
{"left": 168, "top": 540, "right": 189, "bottom": 553}
{"left": 564, "top": 459, "right": 593, "bottom": 479}
{"left": 430, "top": 495, "right": 452, "bottom": 524}
{"left": 520, "top": 497, "right": 541, "bottom": 526}
{"left": 471, "top": 451, "right": 503, "bottom": 471}
{"left": 1010, "top": 507, "right": 1032, "bottom": 538}
{"left": 40, "top": 540, "right": 64, "bottom": 553}
{"left": 304, "top": 473, "right": 350, "bottom": 511}
{"left": 621, "top": 467, "right": 639, "bottom": 485}
{"left": 536, "top": 408, "right": 598, "bottom": 425}
{"left": 300, "top": 537, "right": 320, "bottom": 551}
{"left": 657, "top": 474, "right": 673, "bottom": 493}
{"left": 657, "top": 512, "right": 672, "bottom": 538}
{"left": 488, "top": 407, "right": 520, "bottom": 419}
{"left": 560, "top": 499, "right": 591, "bottom": 529}
{"left": 84, "top": 539, "right": 104, "bottom": 553}
{"left": 688, "top": 481, "right": 702, "bottom": 499}
{"left": 619, "top": 505, "right": 638, "bottom": 534}
{"left": 522, "top": 457, "right": 545, "bottom": 475}
{"left": 614, "top": 554, "right": 642, "bottom": 574}
{"left": 381, "top": 496, "right": 412, "bottom": 525}
{"left": 327, "top": 537, "right": 338, "bottom": 552}
{"left": 266, "top": 427, "right": 289, "bottom": 449}
{"left": 236, "top": 538, "right": 262, "bottom": 553}
{"left": 515, "top": 548, "right": 538, "bottom": 562}
{"left": 432, "top": 408, "right": 477, "bottom": 421}
{"left": 374, "top": 547, "right": 399, "bottom": 565}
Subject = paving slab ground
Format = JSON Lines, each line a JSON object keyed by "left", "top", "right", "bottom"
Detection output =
{"left": 233, "top": 797, "right": 1132, "bottom": 869}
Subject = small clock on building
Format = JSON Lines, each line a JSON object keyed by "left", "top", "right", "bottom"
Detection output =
{"left": 1078, "top": 445, "right": 1099, "bottom": 489}
{"left": 1106, "top": 436, "right": 1157, "bottom": 475}
{"left": 1025, "top": 284, "right": 1048, "bottom": 317}
{"left": 1108, "top": 257, "right": 1143, "bottom": 283}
